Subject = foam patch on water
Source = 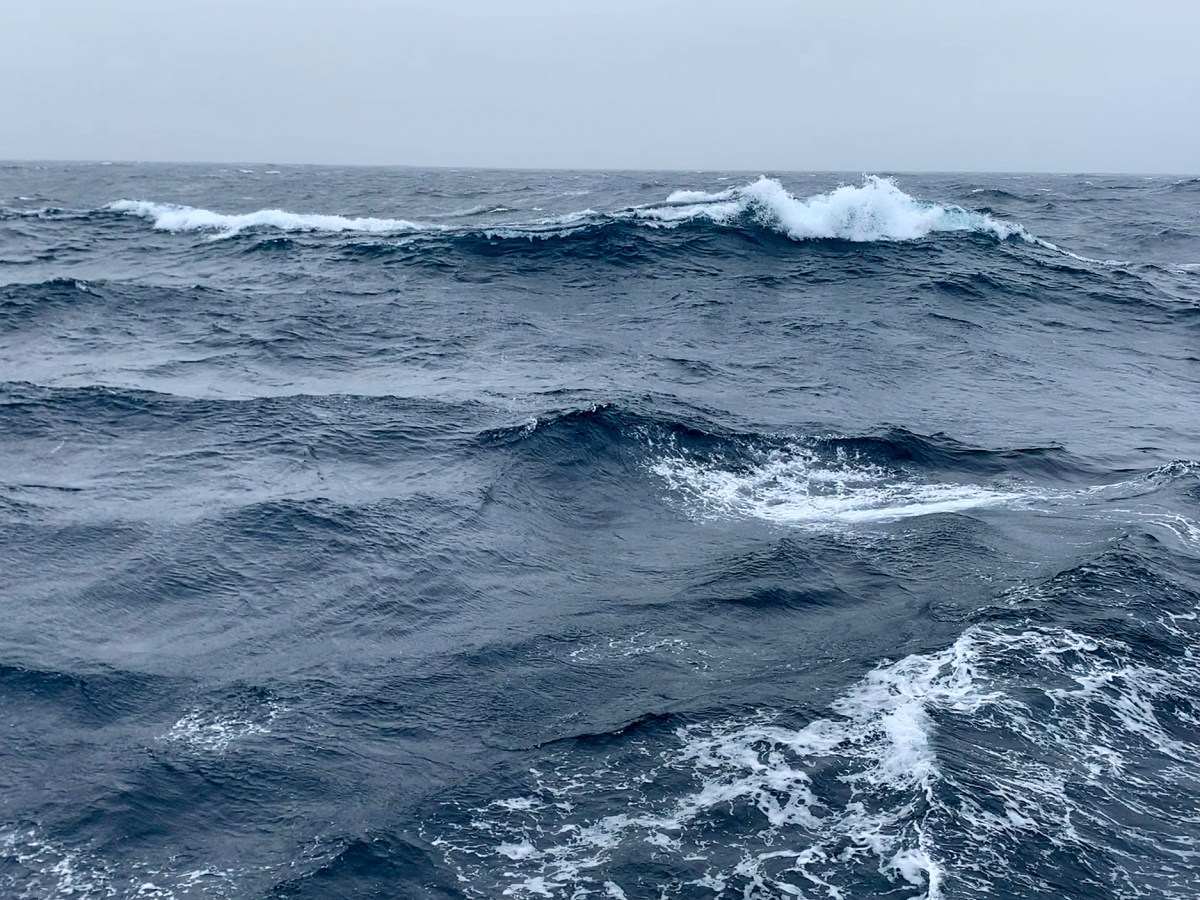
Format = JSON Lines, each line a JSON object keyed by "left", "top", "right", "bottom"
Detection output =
{"left": 430, "top": 635, "right": 974, "bottom": 897}
{"left": 162, "top": 701, "right": 284, "bottom": 753}
{"left": 479, "top": 208, "right": 601, "bottom": 241}
{"left": 1087, "top": 459, "right": 1200, "bottom": 500}
{"left": 108, "top": 200, "right": 429, "bottom": 238}
{"left": 651, "top": 442, "right": 1029, "bottom": 527}
{"left": 568, "top": 632, "right": 711, "bottom": 669}
{"left": 431, "top": 601, "right": 1200, "bottom": 898}
{"left": 0, "top": 827, "right": 252, "bottom": 899}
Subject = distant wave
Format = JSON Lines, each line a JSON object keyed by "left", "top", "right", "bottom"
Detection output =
{"left": 101, "top": 179, "right": 1142, "bottom": 269}
{"left": 637, "top": 178, "right": 1127, "bottom": 265}
{"left": 107, "top": 178, "right": 1032, "bottom": 245}
{"left": 106, "top": 199, "right": 430, "bottom": 237}
{"left": 639, "top": 176, "right": 1028, "bottom": 242}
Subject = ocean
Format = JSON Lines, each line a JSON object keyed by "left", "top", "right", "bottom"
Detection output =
{"left": 1, "top": 162, "right": 1198, "bottom": 899}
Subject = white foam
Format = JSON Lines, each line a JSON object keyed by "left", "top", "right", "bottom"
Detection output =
{"left": 567, "top": 632, "right": 710, "bottom": 668}
{"left": 434, "top": 606, "right": 1200, "bottom": 898}
{"left": 651, "top": 443, "right": 1028, "bottom": 527}
{"left": 104, "top": 179, "right": 1137, "bottom": 265}
{"left": 479, "top": 208, "right": 605, "bottom": 241}
{"left": 498, "top": 841, "right": 539, "bottom": 861}
{"left": 162, "top": 701, "right": 284, "bottom": 753}
{"left": 652, "top": 178, "right": 1138, "bottom": 266}
{"left": 108, "top": 200, "right": 428, "bottom": 238}
{"left": 1, "top": 828, "right": 113, "bottom": 899}
{"left": 664, "top": 186, "right": 737, "bottom": 204}
{"left": 0, "top": 827, "right": 253, "bottom": 900}
{"left": 432, "top": 633, "right": 987, "bottom": 898}
{"left": 642, "top": 176, "right": 1026, "bottom": 243}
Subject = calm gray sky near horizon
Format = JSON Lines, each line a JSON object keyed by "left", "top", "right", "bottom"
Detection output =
{"left": 2, "top": 0, "right": 1197, "bottom": 172}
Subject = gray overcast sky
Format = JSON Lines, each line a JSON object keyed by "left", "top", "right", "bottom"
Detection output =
{"left": 2, "top": 0, "right": 1197, "bottom": 172}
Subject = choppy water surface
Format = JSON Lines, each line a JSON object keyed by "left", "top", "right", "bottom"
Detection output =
{"left": 2, "top": 162, "right": 1199, "bottom": 899}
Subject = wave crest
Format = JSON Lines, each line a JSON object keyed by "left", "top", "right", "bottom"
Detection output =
{"left": 107, "top": 199, "right": 428, "bottom": 238}
{"left": 106, "top": 177, "right": 1034, "bottom": 246}
{"left": 642, "top": 176, "right": 1026, "bottom": 243}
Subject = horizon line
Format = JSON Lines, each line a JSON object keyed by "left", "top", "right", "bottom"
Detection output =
{"left": 2, "top": 158, "right": 1195, "bottom": 179}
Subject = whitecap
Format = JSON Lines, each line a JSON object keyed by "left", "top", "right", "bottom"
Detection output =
{"left": 108, "top": 200, "right": 430, "bottom": 238}
{"left": 643, "top": 176, "right": 1025, "bottom": 243}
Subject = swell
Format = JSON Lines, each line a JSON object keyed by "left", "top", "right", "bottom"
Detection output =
{"left": 0, "top": 381, "right": 490, "bottom": 445}
{"left": 0, "top": 382, "right": 494, "bottom": 522}
{"left": 0, "top": 278, "right": 233, "bottom": 327}
{"left": 480, "top": 402, "right": 1200, "bottom": 532}
{"left": 0, "top": 661, "right": 177, "bottom": 726}
{"left": 483, "top": 403, "right": 1098, "bottom": 482}
{"left": 103, "top": 177, "right": 1039, "bottom": 248}
{"left": 87, "top": 178, "right": 1167, "bottom": 302}
{"left": 480, "top": 404, "right": 1090, "bottom": 533}
{"left": 8, "top": 387, "right": 1192, "bottom": 532}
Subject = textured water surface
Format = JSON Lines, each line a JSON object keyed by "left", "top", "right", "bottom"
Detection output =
{"left": 2, "top": 162, "right": 1199, "bottom": 899}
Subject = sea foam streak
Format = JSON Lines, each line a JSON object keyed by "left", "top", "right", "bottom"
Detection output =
{"left": 652, "top": 443, "right": 1028, "bottom": 526}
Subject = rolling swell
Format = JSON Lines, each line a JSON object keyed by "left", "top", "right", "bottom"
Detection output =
{"left": 479, "top": 403, "right": 1115, "bottom": 530}
{"left": 484, "top": 403, "right": 1084, "bottom": 482}
{"left": 82, "top": 176, "right": 1184, "bottom": 303}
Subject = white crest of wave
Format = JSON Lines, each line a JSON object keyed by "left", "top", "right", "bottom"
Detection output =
{"left": 108, "top": 199, "right": 428, "bottom": 237}
{"left": 643, "top": 176, "right": 1025, "bottom": 243}
{"left": 651, "top": 444, "right": 1026, "bottom": 526}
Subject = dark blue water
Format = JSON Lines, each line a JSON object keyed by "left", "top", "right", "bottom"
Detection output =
{"left": 2, "top": 162, "right": 1199, "bottom": 899}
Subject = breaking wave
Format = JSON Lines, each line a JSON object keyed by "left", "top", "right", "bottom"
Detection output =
{"left": 640, "top": 176, "right": 1028, "bottom": 242}
{"left": 651, "top": 442, "right": 1033, "bottom": 526}
{"left": 107, "top": 177, "right": 1042, "bottom": 247}
{"left": 106, "top": 199, "right": 430, "bottom": 237}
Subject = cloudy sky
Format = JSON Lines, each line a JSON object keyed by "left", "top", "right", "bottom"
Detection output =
{"left": 2, "top": 0, "right": 1196, "bottom": 172}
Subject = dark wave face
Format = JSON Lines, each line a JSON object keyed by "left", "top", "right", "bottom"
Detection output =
{"left": 1, "top": 163, "right": 1199, "bottom": 900}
